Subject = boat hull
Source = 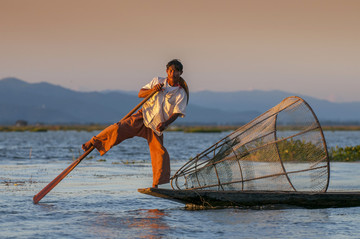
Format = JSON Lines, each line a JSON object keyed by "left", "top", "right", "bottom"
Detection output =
{"left": 138, "top": 188, "right": 360, "bottom": 209}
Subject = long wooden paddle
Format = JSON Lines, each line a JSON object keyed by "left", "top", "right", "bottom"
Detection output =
{"left": 33, "top": 90, "right": 158, "bottom": 204}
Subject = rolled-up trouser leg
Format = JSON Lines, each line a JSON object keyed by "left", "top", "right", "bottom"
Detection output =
{"left": 147, "top": 132, "right": 170, "bottom": 187}
{"left": 83, "top": 110, "right": 170, "bottom": 187}
{"left": 89, "top": 110, "right": 145, "bottom": 156}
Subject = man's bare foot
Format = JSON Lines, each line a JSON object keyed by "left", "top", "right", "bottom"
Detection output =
{"left": 82, "top": 141, "right": 93, "bottom": 151}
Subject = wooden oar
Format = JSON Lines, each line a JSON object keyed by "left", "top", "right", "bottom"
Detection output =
{"left": 33, "top": 90, "right": 158, "bottom": 204}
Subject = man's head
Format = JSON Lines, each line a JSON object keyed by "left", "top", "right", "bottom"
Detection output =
{"left": 166, "top": 59, "right": 183, "bottom": 72}
{"left": 166, "top": 59, "right": 189, "bottom": 104}
{"left": 166, "top": 59, "right": 183, "bottom": 82}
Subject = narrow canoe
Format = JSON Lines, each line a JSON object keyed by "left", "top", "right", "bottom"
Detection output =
{"left": 138, "top": 188, "right": 360, "bottom": 209}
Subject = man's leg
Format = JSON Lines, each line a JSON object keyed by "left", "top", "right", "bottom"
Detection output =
{"left": 147, "top": 132, "right": 171, "bottom": 187}
{"left": 82, "top": 110, "right": 145, "bottom": 156}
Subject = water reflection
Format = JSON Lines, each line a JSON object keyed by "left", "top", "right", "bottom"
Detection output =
{"left": 127, "top": 209, "right": 169, "bottom": 238}
{"left": 91, "top": 209, "right": 169, "bottom": 238}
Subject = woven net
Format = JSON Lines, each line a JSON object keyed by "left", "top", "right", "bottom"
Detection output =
{"left": 171, "top": 96, "right": 330, "bottom": 192}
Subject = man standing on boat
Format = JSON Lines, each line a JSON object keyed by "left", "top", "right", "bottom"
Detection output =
{"left": 82, "top": 59, "right": 189, "bottom": 188}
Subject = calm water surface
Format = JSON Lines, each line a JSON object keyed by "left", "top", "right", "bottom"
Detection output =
{"left": 1, "top": 130, "right": 360, "bottom": 238}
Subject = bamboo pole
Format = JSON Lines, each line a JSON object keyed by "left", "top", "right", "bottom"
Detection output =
{"left": 33, "top": 90, "right": 158, "bottom": 204}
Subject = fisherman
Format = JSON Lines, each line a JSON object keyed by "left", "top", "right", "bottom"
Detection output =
{"left": 82, "top": 59, "right": 189, "bottom": 188}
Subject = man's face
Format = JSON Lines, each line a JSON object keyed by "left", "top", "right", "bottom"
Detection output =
{"left": 166, "top": 65, "right": 182, "bottom": 80}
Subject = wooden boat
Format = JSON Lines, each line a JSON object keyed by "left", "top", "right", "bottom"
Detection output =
{"left": 138, "top": 188, "right": 360, "bottom": 209}
{"left": 139, "top": 97, "right": 356, "bottom": 210}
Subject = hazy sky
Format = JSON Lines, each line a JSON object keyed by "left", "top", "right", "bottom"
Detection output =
{"left": 1, "top": 0, "right": 359, "bottom": 102}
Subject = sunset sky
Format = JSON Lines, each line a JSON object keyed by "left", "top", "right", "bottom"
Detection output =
{"left": 1, "top": 0, "right": 359, "bottom": 102}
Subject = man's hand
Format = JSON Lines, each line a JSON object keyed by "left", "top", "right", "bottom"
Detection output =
{"left": 153, "top": 83, "right": 164, "bottom": 92}
{"left": 138, "top": 83, "right": 164, "bottom": 98}
{"left": 156, "top": 122, "right": 168, "bottom": 132}
{"left": 155, "top": 113, "right": 181, "bottom": 132}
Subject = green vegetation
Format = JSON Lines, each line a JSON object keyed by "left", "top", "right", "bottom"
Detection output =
{"left": 182, "top": 127, "right": 223, "bottom": 133}
{"left": 276, "top": 140, "right": 360, "bottom": 162}
{"left": 276, "top": 139, "right": 323, "bottom": 162}
{"left": 322, "top": 125, "right": 360, "bottom": 131}
{"left": 329, "top": 145, "right": 360, "bottom": 162}
{"left": 168, "top": 125, "right": 237, "bottom": 133}
{"left": 277, "top": 141, "right": 360, "bottom": 162}
{"left": 277, "top": 139, "right": 360, "bottom": 162}
{"left": 243, "top": 139, "right": 325, "bottom": 162}
{"left": 233, "top": 139, "right": 360, "bottom": 162}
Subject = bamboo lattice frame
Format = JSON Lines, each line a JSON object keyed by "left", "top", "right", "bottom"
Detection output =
{"left": 171, "top": 96, "right": 330, "bottom": 192}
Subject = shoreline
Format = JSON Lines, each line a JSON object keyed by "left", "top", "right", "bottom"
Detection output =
{"left": 0, "top": 125, "right": 359, "bottom": 162}
{"left": 2, "top": 124, "right": 360, "bottom": 132}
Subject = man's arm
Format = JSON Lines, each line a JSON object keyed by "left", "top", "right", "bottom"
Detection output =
{"left": 138, "top": 83, "right": 163, "bottom": 98}
{"left": 156, "top": 113, "right": 182, "bottom": 132}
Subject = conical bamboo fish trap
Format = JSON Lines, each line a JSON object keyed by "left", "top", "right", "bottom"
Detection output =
{"left": 171, "top": 96, "right": 330, "bottom": 192}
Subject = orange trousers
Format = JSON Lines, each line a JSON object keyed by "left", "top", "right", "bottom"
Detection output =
{"left": 89, "top": 110, "right": 170, "bottom": 187}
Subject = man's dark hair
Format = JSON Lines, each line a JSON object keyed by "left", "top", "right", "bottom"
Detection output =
{"left": 166, "top": 59, "right": 183, "bottom": 72}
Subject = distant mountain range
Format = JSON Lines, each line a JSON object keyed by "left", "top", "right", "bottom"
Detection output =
{"left": 1, "top": 77, "right": 360, "bottom": 125}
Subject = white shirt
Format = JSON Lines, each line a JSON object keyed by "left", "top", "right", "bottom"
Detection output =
{"left": 142, "top": 77, "right": 187, "bottom": 136}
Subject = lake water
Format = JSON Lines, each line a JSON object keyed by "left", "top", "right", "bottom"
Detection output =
{"left": 1, "top": 130, "right": 360, "bottom": 238}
